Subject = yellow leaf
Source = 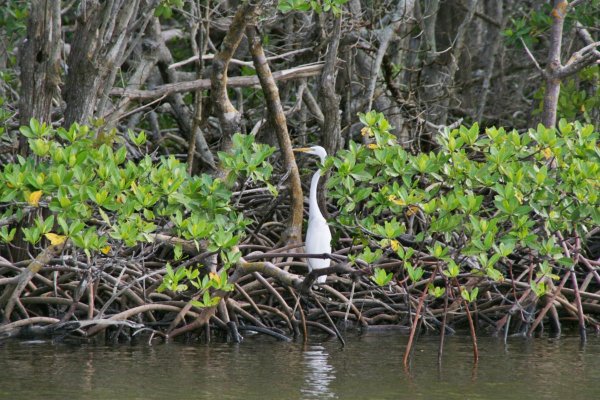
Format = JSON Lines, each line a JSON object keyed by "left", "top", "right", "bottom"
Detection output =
{"left": 406, "top": 205, "right": 420, "bottom": 217}
{"left": 541, "top": 147, "right": 552, "bottom": 159}
{"left": 361, "top": 127, "right": 373, "bottom": 137}
{"left": 388, "top": 195, "right": 406, "bottom": 206}
{"left": 28, "top": 190, "right": 43, "bottom": 207}
{"left": 367, "top": 143, "right": 379, "bottom": 149}
{"left": 209, "top": 272, "right": 221, "bottom": 285}
{"left": 390, "top": 239, "right": 400, "bottom": 252}
{"left": 100, "top": 246, "right": 111, "bottom": 255}
{"left": 515, "top": 191, "right": 524, "bottom": 204}
{"left": 44, "top": 233, "right": 67, "bottom": 246}
{"left": 580, "top": 104, "right": 585, "bottom": 112}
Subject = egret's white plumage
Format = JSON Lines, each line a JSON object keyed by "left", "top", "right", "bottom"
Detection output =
{"left": 294, "top": 146, "right": 331, "bottom": 284}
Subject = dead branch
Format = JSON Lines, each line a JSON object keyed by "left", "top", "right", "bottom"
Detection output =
{"left": 111, "top": 63, "right": 323, "bottom": 100}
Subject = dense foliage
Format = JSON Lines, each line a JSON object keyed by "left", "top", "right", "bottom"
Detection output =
{"left": 0, "top": 122, "right": 275, "bottom": 306}
{"left": 2, "top": 114, "right": 598, "bottom": 340}
{"left": 328, "top": 112, "right": 599, "bottom": 298}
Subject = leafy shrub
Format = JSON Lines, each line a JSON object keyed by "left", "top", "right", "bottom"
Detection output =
{"left": 0, "top": 120, "right": 274, "bottom": 304}
{"left": 326, "top": 111, "right": 600, "bottom": 293}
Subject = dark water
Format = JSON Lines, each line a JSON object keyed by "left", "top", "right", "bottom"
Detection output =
{"left": 1, "top": 333, "right": 600, "bottom": 399}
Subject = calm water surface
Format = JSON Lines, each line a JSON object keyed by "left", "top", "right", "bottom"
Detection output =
{"left": 1, "top": 334, "right": 600, "bottom": 399}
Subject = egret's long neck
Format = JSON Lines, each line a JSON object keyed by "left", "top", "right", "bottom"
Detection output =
{"left": 309, "top": 170, "right": 323, "bottom": 220}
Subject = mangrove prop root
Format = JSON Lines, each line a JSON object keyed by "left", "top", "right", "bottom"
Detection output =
{"left": 1, "top": 217, "right": 600, "bottom": 349}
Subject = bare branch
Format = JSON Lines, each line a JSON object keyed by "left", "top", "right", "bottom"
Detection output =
{"left": 168, "top": 48, "right": 312, "bottom": 70}
{"left": 302, "top": 87, "right": 325, "bottom": 127}
{"left": 111, "top": 64, "right": 323, "bottom": 100}
{"left": 576, "top": 22, "right": 600, "bottom": 59}
{"left": 63, "top": 0, "right": 160, "bottom": 126}
{"left": 457, "top": 0, "right": 501, "bottom": 28}
{"left": 558, "top": 41, "right": 600, "bottom": 78}
{"left": 520, "top": 37, "right": 545, "bottom": 74}
{"left": 567, "top": 0, "right": 588, "bottom": 10}
{"left": 476, "top": 0, "right": 508, "bottom": 122}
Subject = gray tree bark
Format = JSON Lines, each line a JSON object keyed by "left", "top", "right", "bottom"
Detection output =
{"left": 18, "top": 0, "right": 62, "bottom": 153}
{"left": 541, "top": 0, "right": 600, "bottom": 128}
{"left": 247, "top": 25, "right": 304, "bottom": 245}
{"left": 319, "top": 16, "right": 343, "bottom": 156}
{"left": 210, "top": 0, "right": 263, "bottom": 152}
{"left": 63, "top": 0, "right": 159, "bottom": 126}
{"left": 417, "top": 0, "right": 478, "bottom": 148}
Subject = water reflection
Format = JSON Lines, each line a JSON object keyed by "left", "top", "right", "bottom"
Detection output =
{"left": 2, "top": 336, "right": 600, "bottom": 399}
{"left": 301, "top": 345, "right": 336, "bottom": 399}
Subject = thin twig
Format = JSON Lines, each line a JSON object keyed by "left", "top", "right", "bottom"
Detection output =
{"left": 520, "top": 37, "right": 544, "bottom": 74}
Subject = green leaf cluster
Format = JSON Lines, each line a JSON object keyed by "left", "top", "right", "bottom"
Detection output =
{"left": 1, "top": 122, "right": 275, "bottom": 305}
{"left": 461, "top": 287, "right": 479, "bottom": 303}
{"left": 371, "top": 267, "right": 393, "bottom": 287}
{"left": 0, "top": 1, "right": 28, "bottom": 65}
{"left": 503, "top": 2, "right": 599, "bottom": 49}
{"left": 154, "top": 0, "right": 184, "bottom": 19}
{"left": 278, "top": 0, "right": 349, "bottom": 16}
{"left": 159, "top": 263, "right": 233, "bottom": 307}
{"left": 218, "top": 133, "right": 277, "bottom": 196}
{"left": 328, "top": 112, "right": 599, "bottom": 291}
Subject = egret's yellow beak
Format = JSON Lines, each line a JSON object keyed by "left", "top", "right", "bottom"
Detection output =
{"left": 293, "top": 147, "right": 311, "bottom": 153}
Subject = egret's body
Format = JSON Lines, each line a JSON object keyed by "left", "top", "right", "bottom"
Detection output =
{"left": 294, "top": 146, "right": 331, "bottom": 284}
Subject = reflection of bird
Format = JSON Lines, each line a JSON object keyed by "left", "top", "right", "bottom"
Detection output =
{"left": 294, "top": 146, "right": 331, "bottom": 284}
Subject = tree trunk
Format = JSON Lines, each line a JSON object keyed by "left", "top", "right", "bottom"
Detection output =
{"left": 418, "top": 0, "right": 478, "bottom": 148}
{"left": 210, "top": 1, "right": 263, "bottom": 151}
{"left": 247, "top": 26, "right": 304, "bottom": 245}
{"left": 18, "top": 0, "right": 62, "bottom": 153}
{"left": 13, "top": 1, "right": 62, "bottom": 263}
{"left": 541, "top": 0, "right": 567, "bottom": 128}
{"left": 319, "top": 16, "right": 342, "bottom": 156}
{"left": 475, "top": 0, "right": 507, "bottom": 123}
{"left": 63, "top": 0, "right": 158, "bottom": 126}
{"left": 540, "top": 1, "right": 599, "bottom": 128}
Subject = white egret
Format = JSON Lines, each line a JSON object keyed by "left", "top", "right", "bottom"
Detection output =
{"left": 294, "top": 146, "right": 331, "bottom": 284}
